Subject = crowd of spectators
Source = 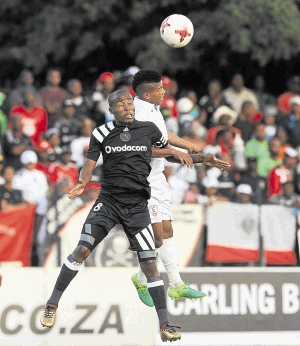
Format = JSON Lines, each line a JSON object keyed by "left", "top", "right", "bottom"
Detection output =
{"left": 1, "top": 66, "right": 300, "bottom": 266}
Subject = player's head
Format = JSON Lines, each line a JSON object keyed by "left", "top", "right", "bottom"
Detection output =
{"left": 108, "top": 89, "right": 135, "bottom": 125}
{"left": 132, "top": 69, "right": 165, "bottom": 106}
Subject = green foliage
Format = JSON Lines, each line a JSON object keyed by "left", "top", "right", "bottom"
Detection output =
{"left": 0, "top": 0, "right": 300, "bottom": 74}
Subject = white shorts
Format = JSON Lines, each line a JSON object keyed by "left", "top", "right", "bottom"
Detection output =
{"left": 148, "top": 175, "right": 173, "bottom": 223}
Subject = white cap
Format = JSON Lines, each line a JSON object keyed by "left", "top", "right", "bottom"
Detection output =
{"left": 236, "top": 184, "right": 252, "bottom": 195}
{"left": 284, "top": 147, "right": 298, "bottom": 158}
{"left": 177, "top": 97, "right": 193, "bottom": 114}
{"left": 124, "top": 66, "right": 140, "bottom": 76}
{"left": 202, "top": 176, "right": 219, "bottom": 188}
{"left": 290, "top": 96, "right": 300, "bottom": 106}
{"left": 213, "top": 106, "right": 238, "bottom": 125}
{"left": 20, "top": 150, "right": 38, "bottom": 165}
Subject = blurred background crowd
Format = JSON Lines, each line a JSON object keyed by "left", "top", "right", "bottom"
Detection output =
{"left": 1, "top": 66, "right": 300, "bottom": 266}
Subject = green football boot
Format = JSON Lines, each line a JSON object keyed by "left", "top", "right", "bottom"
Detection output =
{"left": 131, "top": 273, "right": 154, "bottom": 307}
{"left": 168, "top": 281, "right": 207, "bottom": 300}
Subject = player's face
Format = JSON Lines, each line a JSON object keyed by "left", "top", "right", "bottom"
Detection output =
{"left": 146, "top": 82, "right": 165, "bottom": 106}
{"left": 111, "top": 95, "right": 135, "bottom": 124}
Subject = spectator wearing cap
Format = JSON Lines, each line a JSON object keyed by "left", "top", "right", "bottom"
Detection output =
{"left": 9, "top": 86, "right": 48, "bottom": 148}
{"left": 237, "top": 156, "right": 267, "bottom": 204}
{"left": 277, "top": 75, "right": 300, "bottom": 116}
{"left": 66, "top": 79, "right": 91, "bottom": 121}
{"left": 279, "top": 95, "right": 300, "bottom": 148}
{"left": 206, "top": 105, "right": 240, "bottom": 145}
{"left": 12, "top": 150, "right": 49, "bottom": 266}
{"left": 35, "top": 140, "right": 53, "bottom": 179}
{"left": 2, "top": 114, "right": 34, "bottom": 170}
{"left": 267, "top": 147, "right": 298, "bottom": 199}
{"left": 179, "top": 89, "right": 201, "bottom": 120}
{"left": 263, "top": 105, "right": 279, "bottom": 141}
{"left": 45, "top": 128, "right": 62, "bottom": 159}
{"left": 91, "top": 71, "right": 115, "bottom": 125}
{"left": 269, "top": 180, "right": 300, "bottom": 209}
{"left": 53, "top": 99, "right": 82, "bottom": 148}
{"left": 176, "top": 97, "right": 194, "bottom": 137}
{"left": 234, "top": 184, "right": 252, "bottom": 204}
{"left": 39, "top": 68, "right": 69, "bottom": 128}
{"left": 223, "top": 73, "right": 259, "bottom": 114}
{"left": 160, "top": 76, "right": 179, "bottom": 119}
{"left": 47, "top": 146, "right": 79, "bottom": 193}
{"left": 199, "top": 79, "right": 233, "bottom": 129}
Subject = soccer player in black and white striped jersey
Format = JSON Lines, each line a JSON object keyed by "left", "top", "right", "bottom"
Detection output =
{"left": 40, "top": 89, "right": 191, "bottom": 342}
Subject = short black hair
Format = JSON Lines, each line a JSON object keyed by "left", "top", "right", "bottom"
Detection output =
{"left": 108, "top": 89, "right": 132, "bottom": 107}
{"left": 132, "top": 69, "right": 162, "bottom": 93}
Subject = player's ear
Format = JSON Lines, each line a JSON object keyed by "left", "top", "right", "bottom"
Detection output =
{"left": 108, "top": 106, "right": 113, "bottom": 114}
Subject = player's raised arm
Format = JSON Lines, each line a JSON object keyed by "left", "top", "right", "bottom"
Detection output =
{"left": 68, "top": 158, "right": 97, "bottom": 199}
{"left": 151, "top": 145, "right": 193, "bottom": 167}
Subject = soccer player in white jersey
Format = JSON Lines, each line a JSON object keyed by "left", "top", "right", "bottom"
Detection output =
{"left": 131, "top": 69, "right": 230, "bottom": 306}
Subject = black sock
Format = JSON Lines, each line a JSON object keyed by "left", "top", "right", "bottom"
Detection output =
{"left": 147, "top": 276, "right": 168, "bottom": 327}
{"left": 47, "top": 255, "right": 82, "bottom": 306}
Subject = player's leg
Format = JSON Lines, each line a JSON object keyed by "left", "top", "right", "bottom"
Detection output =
{"left": 159, "top": 200, "right": 206, "bottom": 300}
{"left": 131, "top": 198, "right": 163, "bottom": 307}
{"left": 128, "top": 222, "right": 180, "bottom": 342}
{"left": 40, "top": 223, "right": 109, "bottom": 328}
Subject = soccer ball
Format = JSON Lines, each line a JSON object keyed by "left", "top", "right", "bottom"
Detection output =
{"left": 160, "top": 14, "right": 194, "bottom": 48}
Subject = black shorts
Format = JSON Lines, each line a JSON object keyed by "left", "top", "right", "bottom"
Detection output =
{"left": 82, "top": 193, "right": 155, "bottom": 252}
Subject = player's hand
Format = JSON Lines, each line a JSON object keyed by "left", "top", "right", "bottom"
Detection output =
{"left": 68, "top": 180, "right": 85, "bottom": 199}
{"left": 203, "top": 154, "right": 231, "bottom": 170}
{"left": 171, "top": 149, "right": 194, "bottom": 168}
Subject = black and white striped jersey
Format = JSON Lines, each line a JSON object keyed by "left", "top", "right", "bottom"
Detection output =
{"left": 85, "top": 119, "right": 168, "bottom": 198}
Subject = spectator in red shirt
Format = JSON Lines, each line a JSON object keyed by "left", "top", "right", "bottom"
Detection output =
{"left": 48, "top": 146, "right": 79, "bottom": 190}
{"left": 160, "top": 76, "right": 179, "bottom": 119}
{"left": 9, "top": 86, "right": 48, "bottom": 149}
{"left": 277, "top": 76, "right": 300, "bottom": 116}
{"left": 267, "top": 147, "right": 298, "bottom": 198}
{"left": 39, "top": 68, "right": 69, "bottom": 128}
{"left": 35, "top": 140, "right": 53, "bottom": 179}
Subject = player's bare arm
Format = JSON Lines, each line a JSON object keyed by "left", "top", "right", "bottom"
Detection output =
{"left": 167, "top": 130, "right": 205, "bottom": 153}
{"left": 68, "top": 158, "right": 97, "bottom": 199}
{"left": 151, "top": 145, "right": 193, "bottom": 168}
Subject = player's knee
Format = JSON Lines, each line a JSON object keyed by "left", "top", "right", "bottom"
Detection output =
{"left": 72, "top": 245, "right": 90, "bottom": 262}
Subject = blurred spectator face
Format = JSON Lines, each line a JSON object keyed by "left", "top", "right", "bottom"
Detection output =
{"left": 187, "top": 90, "right": 197, "bottom": 104}
{"left": 69, "top": 80, "right": 82, "bottom": 97}
{"left": 81, "top": 119, "right": 95, "bottom": 137}
{"left": 288, "top": 76, "right": 300, "bottom": 94}
{"left": 242, "top": 102, "right": 256, "bottom": 118}
{"left": 64, "top": 105, "right": 76, "bottom": 118}
{"left": 268, "top": 138, "right": 281, "bottom": 156}
{"left": 49, "top": 133, "right": 61, "bottom": 147}
{"left": 283, "top": 155, "right": 298, "bottom": 169}
{"left": 3, "top": 166, "right": 15, "bottom": 183}
{"left": 232, "top": 74, "right": 244, "bottom": 91}
{"left": 24, "top": 91, "right": 36, "bottom": 106}
{"left": 102, "top": 79, "right": 115, "bottom": 94}
{"left": 282, "top": 182, "right": 294, "bottom": 198}
{"left": 291, "top": 103, "right": 300, "bottom": 116}
{"left": 21, "top": 71, "right": 34, "bottom": 85}
{"left": 205, "top": 186, "right": 217, "bottom": 197}
{"left": 208, "top": 81, "right": 221, "bottom": 98}
{"left": 247, "top": 157, "right": 257, "bottom": 171}
{"left": 219, "top": 114, "right": 232, "bottom": 126}
{"left": 264, "top": 114, "right": 275, "bottom": 125}
{"left": 48, "top": 70, "right": 61, "bottom": 87}
{"left": 237, "top": 192, "right": 251, "bottom": 204}
{"left": 254, "top": 124, "right": 266, "bottom": 141}
{"left": 170, "top": 80, "right": 178, "bottom": 97}
{"left": 254, "top": 75, "right": 265, "bottom": 91}
{"left": 276, "top": 127, "right": 287, "bottom": 144}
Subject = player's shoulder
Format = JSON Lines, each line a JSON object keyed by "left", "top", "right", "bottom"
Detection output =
{"left": 92, "top": 121, "right": 116, "bottom": 143}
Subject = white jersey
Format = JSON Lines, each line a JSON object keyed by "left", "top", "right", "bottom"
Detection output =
{"left": 134, "top": 97, "right": 170, "bottom": 200}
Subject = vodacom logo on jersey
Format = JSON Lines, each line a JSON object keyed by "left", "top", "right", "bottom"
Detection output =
{"left": 105, "top": 144, "right": 147, "bottom": 153}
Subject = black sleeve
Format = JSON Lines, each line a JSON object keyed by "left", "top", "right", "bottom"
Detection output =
{"left": 85, "top": 134, "right": 102, "bottom": 162}
{"left": 150, "top": 123, "right": 168, "bottom": 148}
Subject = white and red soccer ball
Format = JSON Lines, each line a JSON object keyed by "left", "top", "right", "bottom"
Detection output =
{"left": 160, "top": 14, "right": 194, "bottom": 48}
